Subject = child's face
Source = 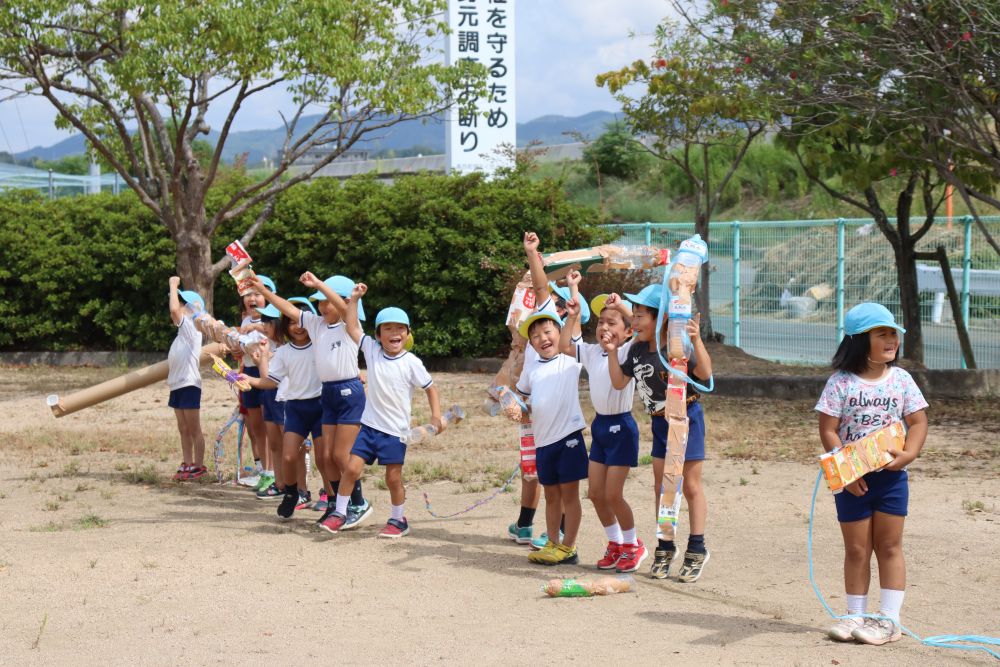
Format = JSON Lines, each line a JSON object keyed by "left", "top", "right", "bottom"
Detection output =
{"left": 528, "top": 319, "right": 561, "bottom": 359}
{"left": 630, "top": 305, "right": 659, "bottom": 343}
{"left": 867, "top": 327, "right": 899, "bottom": 365}
{"left": 318, "top": 298, "right": 341, "bottom": 323}
{"left": 378, "top": 322, "right": 409, "bottom": 356}
{"left": 596, "top": 309, "right": 631, "bottom": 348}
{"left": 242, "top": 291, "right": 263, "bottom": 312}
{"left": 288, "top": 314, "right": 309, "bottom": 343}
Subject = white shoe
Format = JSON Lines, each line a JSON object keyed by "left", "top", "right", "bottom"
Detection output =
{"left": 237, "top": 474, "right": 260, "bottom": 488}
{"left": 852, "top": 617, "right": 902, "bottom": 645}
{"left": 828, "top": 616, "right": 865, "bottom": 641}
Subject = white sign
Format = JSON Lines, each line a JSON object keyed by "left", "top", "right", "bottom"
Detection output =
{"left": 445, "top": 0, "right": 516, "bottom": 175}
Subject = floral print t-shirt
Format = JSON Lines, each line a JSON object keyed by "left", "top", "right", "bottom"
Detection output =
{"left": 815, "top": 366, "right": 928, "bottom": 445}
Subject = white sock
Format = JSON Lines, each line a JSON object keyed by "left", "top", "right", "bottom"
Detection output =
{"left": 622, "top": 527, "right": 638, "bottom": 546}
{"left": 879, "top": 588, "right": 904, "bottom": 624}
{"left": 335, "top": 494, "right": 350, "bottom": 515}
{"left": 846, "top": 593, "right": 867, "bottom": 616}
{"left": 603, "top": 522, "right": 623, "bottom": 543}
{"left": 391, "top": 503, "right": 405, "bottom": 521}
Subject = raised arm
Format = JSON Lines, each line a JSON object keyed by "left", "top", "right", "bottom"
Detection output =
{"left": 168, "top": 276, "right": 184, "bottom": 326}
{"left": 605, "top": 335, "right": 630, "bottom": 390}
{"left": 523, "top": 231, "right": 551, "bottom": 305}
{"left": 252, "top": 276, "right": 302, "bottom": 321}
{"left": 559, "top": 298, "right": 581, "bottom": 357}
{"left": 299, "top": 271, "right": 349, "bottom": 319}
{"left": 345, "top": 282, "right": 366, "bottom": 344}
{"left": 564, "top": 269, "right": 584, "bottom": 338}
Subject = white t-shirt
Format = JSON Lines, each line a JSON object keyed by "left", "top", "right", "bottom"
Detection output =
{"left": 516, "top": 352, "right": 586, "bottom": 448}
{"left": 575, "top": 339, "right": 634, "bottom": 415}
{"left": 240, "top": 315, "right": 262, "bottom": 368}
{"left": 358, "top": 335, "right": 433, "bottom": 437}
{"left": 167, "top": 317, "right": 203, "bottom": 390}
{"left": 815, "top": 366, "right": 928, "bottom": 445}
{"left": 299, "top": 311, "right": 361, "bottom": 382}
{"left": 523, "top": 295, "right": 580, "bottom": 366}
{"left": 266, "top": 342, "right": 322, "bottom": 401}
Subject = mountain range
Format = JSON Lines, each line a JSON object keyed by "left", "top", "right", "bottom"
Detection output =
{"left": 14, "top": 111, "right": 620, "bottom": 165}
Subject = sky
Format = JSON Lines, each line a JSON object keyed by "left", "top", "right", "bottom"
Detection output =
{"left": 0, "top": 1, "right": 675, "bottom": 154}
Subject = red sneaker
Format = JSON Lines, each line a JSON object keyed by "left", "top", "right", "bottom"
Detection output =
{"left": 319, "top": 512, "right": 347, "bottom": 534}
{"left": 172, "top": 463, "right": 191, "bottom": 481}
{"left": 186, "top": 465, "right": 208, "bottom": 480}
{"left": 596, "top": 541, "right": 624, "bottom": 570}
{"left": 378, "top": 517, "right": 410, "bottom": 539}
{"left": 615, "top": 539, "right": 649, "bottom": 574}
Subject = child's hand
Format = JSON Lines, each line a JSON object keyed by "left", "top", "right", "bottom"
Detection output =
{"left": 523, "top": 231, "right": 539, "bottom": 253}
{"left": 844, "top": 478, "right": 868, "bottom": 497}
{"left": 169, "top": 276, "right": 181, "bottom": 289}
{"left": 599, "top": 331, "right": 619, "bottom": 353}
{"left": 432, "top": 416, "right": 447, "bottom": 434}
{"left": 566, "top": 269, "right": 582, "bottom": 287}
{"left": 883, "top": 448, "right": 915, "bottom": 471}
{"left": 352, "top": 282, "right": 367, "bottom": 299}
{"left": 606, "top": 293, "right": 623, "bottom": 311}
{"left": 248, "top": 276, "right": 267, "bottom": 293}
{"left": 686, "top": 314, "right": 701, "bottom": 341}
{"left": 565, "top": 297, "right": 581, "bottom": 318}
{"left": 299, "top": 271, "right": 321, "bottom": 289}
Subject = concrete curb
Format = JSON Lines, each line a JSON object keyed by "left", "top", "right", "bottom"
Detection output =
{"left": 2, "top": 353, "right": 996, "bottom": 398}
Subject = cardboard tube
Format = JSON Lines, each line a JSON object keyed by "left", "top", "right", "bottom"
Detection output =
{"left": 47, "top": 342, "right": 225, "bottom": 418}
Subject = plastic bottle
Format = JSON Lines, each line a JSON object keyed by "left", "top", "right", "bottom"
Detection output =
{"left": 665, "top": 234, "right": 708, "bottom": 359}
{"left": 611, "top": 245, "right": 670, "bottom": 270}
{"left": 519, "top": 422, "right": 537, "bottom": 480}
{"left": 401, "top": 404, "right": 467, "bottom": 445}
{"left": 543, "top": 574, "right": 635, "bottom": 597}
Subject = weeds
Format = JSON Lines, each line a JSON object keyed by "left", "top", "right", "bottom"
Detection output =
{"left": 43, "top": 500, "right": 60, "bottom": 512}
{"left": 62, "top": 461, "right": 81, "bottom": 477}
{"left": 962, "top": 500, "right": 986, "bottom": 514}
{"left": 75, "top": 482, "right": 91, "bottom": 492}
{"left": 639, "top": 454, "right": 653, "bottom": 466}
{"left": 76, "top": 514, "right": 108, "bottom": 529}
{"left": 124, "top": 464, "right": 159, "bottom": 485}
{"left": 31, "top": 613, "right": 48, "bottom": 650}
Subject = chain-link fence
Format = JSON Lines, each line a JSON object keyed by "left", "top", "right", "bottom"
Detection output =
{"left": 604, "top": 217, "right": 1000, "bottom": 370}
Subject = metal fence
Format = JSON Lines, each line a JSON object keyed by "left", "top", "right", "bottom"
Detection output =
{"left": 604, "top": 217, "right": 1000, "bottom": 370}
{"left": 0, "top": 163, "right": 122, "bottom": 198}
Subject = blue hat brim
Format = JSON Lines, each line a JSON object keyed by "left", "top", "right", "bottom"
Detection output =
{"left": 178, "top": 290, "right": 205, "bottom": 311}
{"left": 288, "top": 296, "right": 317, "bottom": 316}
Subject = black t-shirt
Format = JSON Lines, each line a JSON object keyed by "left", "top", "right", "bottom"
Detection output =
{"left": 620, "top": 342, "right": 701, "bottom": 414}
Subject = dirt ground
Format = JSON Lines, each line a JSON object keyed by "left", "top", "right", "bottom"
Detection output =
{"left": 0, "top": 361, "right": 998, "bottom": 666}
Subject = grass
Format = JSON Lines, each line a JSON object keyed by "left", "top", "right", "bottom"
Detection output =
{"left": 962, "top": 499, "right": 986, "bottom": 514}
{"left": 123, "top": 464, "right": 159, "bottom": 485}
{"left": 43, "top": 500, "right": 60, "bottom": 512}
{"left": 76, "top": 513, "right": 108, "bottom": 529}
{"left": 61, "top": 461, "right": 81, "bottom": 477}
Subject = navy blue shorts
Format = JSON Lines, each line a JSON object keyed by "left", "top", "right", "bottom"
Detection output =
{"left": 321, "top": 378, "right": 365, "bottom": 425}
{"left": 351, "top": 424, "right": 406, "bottom": 465}
{"left": 168, "top": 385, "right": 201, "bottom": 410}
{"left": 241, "top": 366, "right": 262, "bottom": 409}
{"left": 834, "top": 469, "right": 909, "bottom": 523}
{"left": 589, "top": 412, "right": 640, "bottom": 467}
{"left": 651, "top": 401, "right": 706, "bottom": 461}
{"left": 261, "top": 388, "right": 283, "bottom": 424}
{"left": 283, "top": 397, "right": 322, "bottom": 440}
{"left": 536, "top": 430, "right": 589, "bottom": 486}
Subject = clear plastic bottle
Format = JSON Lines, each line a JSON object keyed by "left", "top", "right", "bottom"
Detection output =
{"left": 666, "top": 234, "right": 708, "bottom": 359}
{"left": 610, "top": 245, "right": 670, "bottom": 270}
{"left": 401, "top": 404, "right": 467, "bottom": 444}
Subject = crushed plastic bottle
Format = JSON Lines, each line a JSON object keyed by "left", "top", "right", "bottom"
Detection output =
{"left": 401, "top": 404, "right": 467, "bottom": 445}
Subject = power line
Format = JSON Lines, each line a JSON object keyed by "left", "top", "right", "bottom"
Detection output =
{"left": 13, "top": 98, "right": 31, "bottom": 152}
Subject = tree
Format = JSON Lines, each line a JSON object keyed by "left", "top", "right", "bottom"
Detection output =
{"left": 0, "top": 1, "right": 478, "bottom": 309}
{"left": 683, "top": 0, "right": 975, "bottom": 363}
{"left": 597, "top": 21, "right": 774, "bottom": 341}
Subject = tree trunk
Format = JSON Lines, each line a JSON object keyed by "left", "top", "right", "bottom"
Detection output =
{"left": 171, "top": 216, "right": 216, "bottom": 314}
{"left": 894, "top": 241, "right": 923, "bottom": 364}
{"left": 693, "top": 210, "right": 716, "bottom": 342}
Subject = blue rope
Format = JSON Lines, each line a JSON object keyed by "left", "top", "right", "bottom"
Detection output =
{"left": 808, "top": 470, "right": 1000, "bottom": 659}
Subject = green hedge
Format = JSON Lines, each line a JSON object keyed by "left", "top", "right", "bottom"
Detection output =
{"left": 0, "top": 172, "right": 607, "bottom": 356}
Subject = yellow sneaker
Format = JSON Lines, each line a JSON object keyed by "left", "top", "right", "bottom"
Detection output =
{"left": 528, "top": 542, "right": 579, "bottom": 566}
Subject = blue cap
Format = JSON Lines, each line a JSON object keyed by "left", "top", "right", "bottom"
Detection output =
{"left": 178, "top": 290, "right": 205, "bottom": 312}
{"left": 255, "top": 303, "right": 281, "bottom": 319}
{"left": 257, "top": 275, "right": 276, "bottom": 293}
{"left": 624, "top": 284, "right": 664, "bottom": 310}
{"left": 845, "top": 302, "right": 905, "bottom": 335}
{"left": 375, "top": 307, "right": 410, "bottom": 328}
{"left": 548, "top": 281, "right": 590, "bottom": 324}
{"left": 311, "top": 275, "right": 365, "bottom": 321}
{"left": 288, "top": 296, "right": 317, "bottom": 316}
{"left": 518, "top": 311, "right": 562, "bottom": 340}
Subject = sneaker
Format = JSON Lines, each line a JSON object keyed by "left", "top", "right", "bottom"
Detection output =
{"left": 255, "top": 474, "right": 275, "bottom": 493}
{"left": 530, "top": 531, "right": 564, "bottom": 551}
{"left": 342, "top": 500, "right": 374, "bottom": 531}
{"left": 237, "top": 473, "right": 260, "bottom": 488}
{"left": 186, "top": 465, "right": 207, "bottom": 480}
{"left": 677, "top": 549, "right": 710, "bottom": 583}
{"left": 295, "top": 491, "right": 312, "bottom": 511}
{"left": 596, "top": 542, "right": 624, "bottom": 570}
{"left": 312, "top": 490, "right": 329, "bottom": 512}
{"left": 277, "top": 491, "right": 297, "bottom": 520}
{"left": 378, "top": 517, "right": 410, "bottom": 539}
{"left": 172, "top": 463, "right": 191, "bottom": 481}
{"left": 319, "top": 511, "right": 347, "bottom": 534}
{"left": 528, "top": 542, "right": 579, "bottom": 566}
{"left": 852, "top": 617, "right": 902, "bottom": 645}
{"left": 507, "top": 522, "right": 533, "bottom": 545}
{"left": 616, "top": 540, "right": 649, "bottom": 574}
{"left": 828, "top": 616, "right": 866, "bottom": 642}
{"left": 650, "top": 546, "right": 676, "bottom": 580}
{"left": 256, "top": 483, "right": 283, "bottom": 500}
